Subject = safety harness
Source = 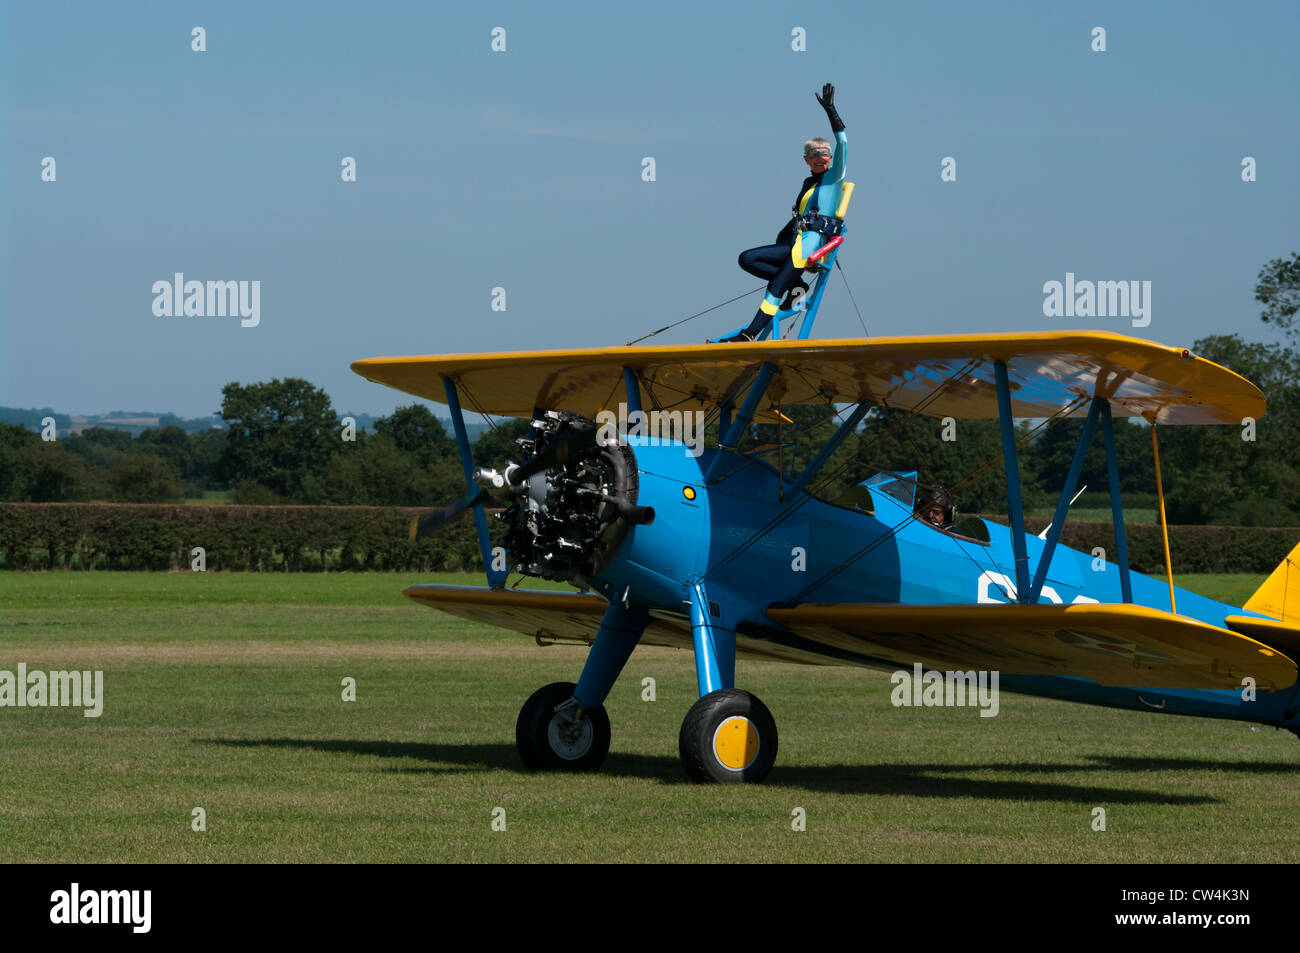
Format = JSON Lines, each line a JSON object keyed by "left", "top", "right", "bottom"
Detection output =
{"left": 789, "top": 186, "right": 845, "bottom": 269}
{"left": 794, "top": 211, "right": 844, "bottom": 238}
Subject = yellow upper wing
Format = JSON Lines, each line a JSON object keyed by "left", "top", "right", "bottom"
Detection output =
{"left": 352, "top": 330, "right": 1263, "bottom": 424}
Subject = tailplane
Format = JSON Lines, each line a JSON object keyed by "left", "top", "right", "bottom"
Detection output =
{"left": 1244, "top": 541, "right": 1300, "bottom": 624}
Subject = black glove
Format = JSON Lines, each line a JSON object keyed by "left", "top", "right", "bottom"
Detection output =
{"left": 815, "top": 83, "right": 844, "bottom": 133}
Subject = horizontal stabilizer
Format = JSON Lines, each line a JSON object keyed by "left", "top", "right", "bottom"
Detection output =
{"left": 1224, "top": 615, "right": 1300, "bottom": 661}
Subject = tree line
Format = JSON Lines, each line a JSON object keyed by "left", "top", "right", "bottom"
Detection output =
{"left": 1, "top": 329, "right": 1294, "bottom": 525}
{"left": 6, "top": 243, "right": 1300, "bottom": 530}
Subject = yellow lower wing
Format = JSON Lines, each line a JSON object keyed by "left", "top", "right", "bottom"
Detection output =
{"left": 763, "top": 603, "right": 1296, "bottom": 691}
{"left": 402, "top": 585, "right": 824, "bottom": 665}
{"left": 405, "top": 587, "right": 1296, "bottom": 690}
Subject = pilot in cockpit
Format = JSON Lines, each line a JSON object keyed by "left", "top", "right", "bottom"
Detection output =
{"left": 915, "top": 488, "right": 955, "bottom": 531}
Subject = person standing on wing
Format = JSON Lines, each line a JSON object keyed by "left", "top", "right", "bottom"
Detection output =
{"left": 721, "top": 83, "right": 847, "bottom": 343}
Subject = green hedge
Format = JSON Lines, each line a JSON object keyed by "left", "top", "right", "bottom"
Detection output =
{"left": 0, "top": 503, "right": 497, "bottom": 572}
{"left": 1, "top": 504, "right": 1293, "bottom": 574}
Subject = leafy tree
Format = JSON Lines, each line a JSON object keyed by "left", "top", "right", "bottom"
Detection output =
{"left": 1023, "top": 415, "right": 1153, "bottom": 504}
{"left": 471, "top": 417, "right": 535, "bottom": 466}
{"left": 751, "top": 403, "right": 842, "bottom": 483}
{"left": 134, "top": 426, "right": 197, "bottom": 482}
{"left": 1158, "top": 334, "right": 1300, "bottom": 523}
{"left": 844, "top": 409, "right": 1029, "bottom": 515}
{"left": 229, "top": 479, "right": 283, "bottom": 505}
{"left": 1256, "top": 252, "right": 1300, "bottom": 344}
{"left": 1023, "top": 416, "right": 1109, "bottom": 503}
{"left": 1220, "top": 495, "right": 1297, "bottom": 527}
{"left": 321, "top": 434, "right": 460, "bottom": 506}
{"left": 110, "top": 454, "right": 184, "bottom": 502}
{"left": 372, "top": 404, "right": 455, "bottom": 466}
{"left": 0, "top": 423, "right": 40, "bottom": 499}
{"left": 19, "top": 441, "right": 92, "bottom": 502}
{"left": 190, "top": 428, "right": 228, "bottom": 490}
{"left": 217, "top": 378, "right": 340, "bottom": 499}
{"left": 64, "top": 427, "right": 134, "bottom": 470}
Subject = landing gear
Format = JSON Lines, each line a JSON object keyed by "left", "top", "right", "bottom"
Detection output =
{"left": 516, "top": 681, "right": 610, "bottom": 772}
{"left": 679, "top": 689, "right": 778, "bottom": 784}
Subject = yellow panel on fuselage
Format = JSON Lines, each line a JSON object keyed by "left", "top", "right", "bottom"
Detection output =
{"left": 352, "top": 330, "right": 1263, "bottom": 424}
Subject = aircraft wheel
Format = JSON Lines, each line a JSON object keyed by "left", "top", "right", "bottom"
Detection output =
{"left": 515, "top": 681, "right": 610, "bottom": 772}
{"left": 679, "top": 688, "right": 778, "bottom": 784}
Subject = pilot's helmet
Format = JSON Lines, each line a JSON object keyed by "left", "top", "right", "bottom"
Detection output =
{"left": 916, "top": 488, "right": 954, "bottom": 528}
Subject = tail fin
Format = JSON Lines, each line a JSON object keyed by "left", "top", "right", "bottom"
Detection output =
{"left": 1244, "top": 541, "right": 1300, "bottom": 624}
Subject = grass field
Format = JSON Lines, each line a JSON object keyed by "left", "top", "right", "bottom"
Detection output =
{"left": 2, "top": 571, "right": 1297, "bottom": 863}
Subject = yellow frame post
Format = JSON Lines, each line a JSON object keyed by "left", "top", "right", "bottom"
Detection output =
{"left": 1150, "top": 420, "right": 1176, "bottom": 614}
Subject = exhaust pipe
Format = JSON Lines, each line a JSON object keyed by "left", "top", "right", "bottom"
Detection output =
{"left": 615, "top": 500, "right": 655, "bottom": 525}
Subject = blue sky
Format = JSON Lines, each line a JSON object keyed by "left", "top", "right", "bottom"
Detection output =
{"left": 3, "top": 0, "right": 1297, "bottom": 418}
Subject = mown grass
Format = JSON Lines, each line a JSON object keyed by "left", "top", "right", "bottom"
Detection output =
{"left": 1, "top": 571, "right": 1296, "bottom": 863}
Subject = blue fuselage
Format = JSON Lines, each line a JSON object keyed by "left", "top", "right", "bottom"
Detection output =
{"left": 589, "top": 440, "right": 1300, "bottom": 730}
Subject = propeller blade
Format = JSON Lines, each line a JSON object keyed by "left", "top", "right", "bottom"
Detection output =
{"left": 409, "top": 488, "right": 490, "bottom": 541}
{"left": 409, "top": 422, "right": 603, "bottom": 542}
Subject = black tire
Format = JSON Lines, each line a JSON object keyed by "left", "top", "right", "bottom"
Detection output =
{"left": 678, "top": 688, "right": 778, "bottom": 784}
{"left": 515, "top": 681, "right": 610, "bottom": 772}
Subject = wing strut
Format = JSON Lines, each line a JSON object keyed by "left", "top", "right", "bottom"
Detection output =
{"left": 1150, "top": 420, "right": 1177, "bottom": 614}
{"left": 787, "top": 400, "right": 871, "bottom": 496}
{"left": 622, "top": 366, "right": 642, "bottom": 415}
{"left": 1100, "top": 401, "right": 1134, "bottom": 603}
{"left": 1028, "top": 397, "right": 1102, "bottom": 603}
{"left": 705, "top": 362, "right": 778, "bottom": 483}
{"left": 995, "top": 386, "right": 1138, "bottom": 606}
{"left": 994, "top": 361, "right": 1032, "bottom": 603}
{"left": 444, "top": 378, "right": 507, "bottom": 588}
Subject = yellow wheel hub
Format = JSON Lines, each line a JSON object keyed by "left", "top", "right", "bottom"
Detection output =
{"left": 712, "top": 716, "right": 760, "bottom": 770}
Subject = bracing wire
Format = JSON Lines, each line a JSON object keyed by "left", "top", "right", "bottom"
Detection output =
{"left": 624, "top": 286, "right": 766, "bottom": 346}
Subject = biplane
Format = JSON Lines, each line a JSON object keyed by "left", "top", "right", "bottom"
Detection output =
{"left": 352, "top": 234, "right": 1300, "bottom": 784}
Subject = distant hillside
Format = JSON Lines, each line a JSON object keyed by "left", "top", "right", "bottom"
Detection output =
{"left": 0, "top": 405, "right": 492, "bottom": 442}
{"left": 0, "top": 406, "right": 224, "bottom": 437}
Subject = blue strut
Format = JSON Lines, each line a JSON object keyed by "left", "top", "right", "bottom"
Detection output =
{"left": 1028, "top": 396, "right": 1102, "bottom": 604}
{"left": 574, "top": 603, "right": 650, "bottom": 710}
{"left": 445, "top": 378, "right": 506, "bottom": 588}
{"left": 994, "top": 361, "right": 1031, "bottom": 603}
{"left": 705, "top": 363, "right": 778, "bottom": 483}
{"left": 688, "top": 581, "right": 736, "bottom": 696}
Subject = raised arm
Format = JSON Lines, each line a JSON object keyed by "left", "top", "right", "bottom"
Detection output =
{"left": 816, "top": 83, "right": 847, "bottom": 184}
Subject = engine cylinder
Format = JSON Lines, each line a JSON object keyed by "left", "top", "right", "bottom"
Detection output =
{"left": 499, "top": 411, "right": 645, "bottom": 587}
